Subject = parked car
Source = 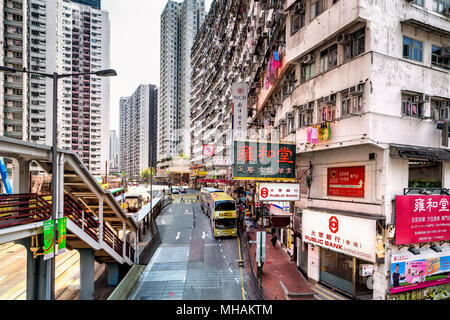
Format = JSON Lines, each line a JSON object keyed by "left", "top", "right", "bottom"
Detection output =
{"left": 179, "top": 186, "right": 187, "bottom": 193}
{"left": 172, "top": 187, "right": 179, "bottom": 194}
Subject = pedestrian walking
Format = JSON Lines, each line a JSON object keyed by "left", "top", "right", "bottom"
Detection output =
{"left": 270, "top": 233, "right": 278, "bottom": 248}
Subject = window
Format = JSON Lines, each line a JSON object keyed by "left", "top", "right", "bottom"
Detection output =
{"left": 310, "top": 0, "right": 325, "bottom": 20}
{"left": 298, "top": 103, "right": 314, "bottom": 128}
{"left": 319, "top": 103, "right": 336, "bottom": 123}
{"left": 341, "top": 86, "right": 364, "bottom": 117}
{"left": 412, "top": 0, "right": 424, "bottom": 6}
{"left": 291, "top": 9, "right": 305, "bottom": 35}
{"left": 288, "top": 116, "right": 294, "bottom": 134}
{"left": 433, "top": 0, "right": 448, "bottom": 13}
{"left": 431, "top": 99, "right": 450, "bottom": 121}
{"left": 301, "top": 62, "right": 315, "bottom": 83}
{"left": 319, "top": 44, "right": 338, "bottom": 73}
{"left": 343, "top": 28, "right": 365, "bottom": 61}
{"left": 403, "top": 36, "right": 423, "bottom": 62}
{"left": 402, "top": 93, "right": 425, "bottom": 117}
{"left": 431, "top": 46, "right": 450, "bottom": 70}
{"left": 409, "top": 161, "right": 442, "bottom": 188}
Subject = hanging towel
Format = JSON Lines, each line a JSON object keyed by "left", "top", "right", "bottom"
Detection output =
{"left": 311, "top": 127, "right": 318, "bottom": 144}
{"left": 307, "top": 127, "right": 312, "bottom": 143}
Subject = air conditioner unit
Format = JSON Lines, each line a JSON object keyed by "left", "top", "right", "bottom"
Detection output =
{"left": 302, "top": 54, "right": 314, "bottom": 64}
{"left": 323, "top": 95, "right": 335, "bottom": 104}
{"left": 348, "top": 85, "right": 357, "bottom": 94}
{"left": 287, "top": 112, "right": 294, "bottom": 118}
{"left": 336, "top": 33, "right": 346, "bottom": 44}
{"left": 418, "top": 94, "right": 430, "bottom": 103}
{"left": 279, "top": 119, "right": 286, "bottom": 125}
{"left": 294, "top": 2, "right": 306, "bottom": 13}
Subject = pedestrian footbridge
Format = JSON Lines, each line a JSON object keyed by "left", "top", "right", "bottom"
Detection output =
{"left": 0, "top": 136, "right": 145, "bottom": 299}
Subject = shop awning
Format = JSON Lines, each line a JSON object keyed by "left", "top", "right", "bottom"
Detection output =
{"left": 390, "top": 144, "right": 450, "bottom": 161}
{"left": 264, "top": 215, "right": 291, "bottom": 228}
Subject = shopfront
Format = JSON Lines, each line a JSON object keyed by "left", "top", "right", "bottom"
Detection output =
{"left": 302, "top": 209, "right": 378, "bottom": 299}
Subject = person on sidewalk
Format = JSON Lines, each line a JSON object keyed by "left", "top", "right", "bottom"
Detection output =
{"left": 270, "top": 232, "right": 278, "bottom": 248}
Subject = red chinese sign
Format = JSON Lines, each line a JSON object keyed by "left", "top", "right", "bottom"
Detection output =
{"left": 327, "top": 166, "right": 365, "bottom": 198}
{"left": 395, "top": 195, "right": 450, "bottom": 245}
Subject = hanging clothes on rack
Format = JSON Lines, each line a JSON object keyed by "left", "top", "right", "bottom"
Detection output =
{"left": 311, "top": 126, "right": 319, "bottom": 144}
{"left": 307, "top": 127, "right": 312, "bottom": 143}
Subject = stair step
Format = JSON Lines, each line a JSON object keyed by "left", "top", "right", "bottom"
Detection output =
{"left": 312, "top": 284, "right": 349, "bottom": 300}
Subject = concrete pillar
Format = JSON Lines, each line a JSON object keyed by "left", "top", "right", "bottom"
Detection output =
{"left": 78, "top": 248, "right": 95, "bottom": 300}
{"left": 58, "top": 153, "right": 64, "bottom": 219}
{"left": 11, "top": 158, "right": 31, "bottom": 194}
{"left": 98, "top": 197, "right": 104, "bottom": 246}
{"left": 16, "top": 235, "right": 48, "bottom": 300}
{"left": 106, "top": 263, "right": 120, "bottom": 286}
{"left": 122, "top": 222, "right": 126, "bottom": 258}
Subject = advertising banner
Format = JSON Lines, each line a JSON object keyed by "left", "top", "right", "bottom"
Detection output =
{"left": 327, "top": 166, "right": 365, "bottom": 198}
{"left": 259, "top": 183, "right": 300, "bottom": 201}
{"left": 43, "top": 219, "right": 55, "bottom": 260}
{"left": 302, "top": 209, "right": 376, "bottom": 263}
{"left": 57, "top": 217, "right": 67, "bottom": 255}
{"left": 213, "top": 156, "right": 232, "bottom": 166}
{"left": 232, "top": 83, "right": 248, "bottom": 140}
{"left": 390, "top": 248, "right": 450, "bottom": 294}
{"left": 233, "top": 140, "right": 296, "bottom": 181}
{"left": 395, "top": 195, "right": 450, "bottom": 245}
{"left": 202, "top": 145, "right": 215, "bottom": 157}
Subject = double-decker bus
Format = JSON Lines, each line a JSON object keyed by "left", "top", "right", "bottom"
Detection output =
{"left": 109, "top": 188, "right": 126, "bottom": 210}
{"left": 200, "top": 188, "right": 237, "bottom": 238}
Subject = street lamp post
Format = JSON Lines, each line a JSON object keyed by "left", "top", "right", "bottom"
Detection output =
{"left": 0, "top": 66, "right": 117, "bottom": 299}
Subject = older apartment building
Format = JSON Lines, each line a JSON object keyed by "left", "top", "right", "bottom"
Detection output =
{"left": 191, "top": 0, "right": 449, "bottom": 300}
{"left": 245, "top": 0, "right": 449, "bottom": 300}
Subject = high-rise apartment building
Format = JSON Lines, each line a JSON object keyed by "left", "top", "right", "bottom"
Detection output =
{"left": 0, "top": 0, "right": 111, "bottom": 176}
{"left": 1, "top": 0, "right": 29, "bottom": 140}
{"left": 157, "top": 0, "right": 205, "bottom": 182}
{"left": 109, "top": 129, "right": 119, "bottom": 174}
{"left": 120, "top": 85, "right": 158, "bottom": 180}
{"left": 71, "top": 0, "right": 101, "bottom": 9}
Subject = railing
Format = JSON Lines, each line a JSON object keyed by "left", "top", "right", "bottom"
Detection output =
{"left": 64, "top": 193, "right": 99, "bottom": 241}
{"left": 103, "top": 225, "right": 123, "bottom": 257}
{"left": 0, "top": 194, "right": 52, "bottom": 229}
{"left": 0, "top": 192, "right": 136, "bottom": 263}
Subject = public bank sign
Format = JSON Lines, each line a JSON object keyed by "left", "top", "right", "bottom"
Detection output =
{"left": 302, "top": 209, "right": 376, "bottom": 263}
{"left": 258, "top": 183, "right": 300, "bottom": 201}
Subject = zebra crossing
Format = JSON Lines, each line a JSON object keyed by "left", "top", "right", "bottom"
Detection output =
{"left": 173, "top": 199, "right": 199, "bottom": 204}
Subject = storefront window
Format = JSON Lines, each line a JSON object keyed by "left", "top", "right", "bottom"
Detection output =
{"left": 355, "top": 259, "right": 374, "bottom": 300}
{"left": 408, "top": 161, "right": 442, "bottom": 188}
{"left": 320, "top": 249, "right": 353, "bottom": 295}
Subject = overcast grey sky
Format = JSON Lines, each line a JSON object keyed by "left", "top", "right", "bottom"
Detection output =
{"left": 102, "top": 0, "right": 213, "bottom": 132}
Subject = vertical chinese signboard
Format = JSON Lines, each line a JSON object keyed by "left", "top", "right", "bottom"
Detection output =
{"left": 395, "top": 195, "right": 450, "bottom": 245}
{"left": 327, "top": 166, "right": 365, "bottom": 198}
{"left": 232, "top": 140, "right": 296, "bottom": 181}
{"left": 232, "top": 83, "right": 248, "bottom": 140}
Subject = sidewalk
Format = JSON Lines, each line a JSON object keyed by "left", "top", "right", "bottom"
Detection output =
{"left": 247, "top": 229, "right": 316, "bottom": 300}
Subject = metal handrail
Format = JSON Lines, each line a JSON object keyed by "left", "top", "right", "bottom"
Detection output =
{"left": 0, "top": 194, "right": 52, "bottom": 228}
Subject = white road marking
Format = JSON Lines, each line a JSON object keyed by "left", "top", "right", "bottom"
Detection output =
{"left": 176, "top": 232, "right": 180, "bottom": 240}
{"left": 0, "top": 275, "right": 7, "bottom": 283}
{"left": 183, "top": 276, "right": 186, "bottom": 282}
{"left": 229, "top": 267, "right": 233, "bottom": 273}
{"left": 202, "top": 232, "right": 206, "bottom": 239}
{"left": 220, "top": 248, "right": 223, "bottom": 252}
{"left": 234, "top": 277, "right": 239, "bottom": 283}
